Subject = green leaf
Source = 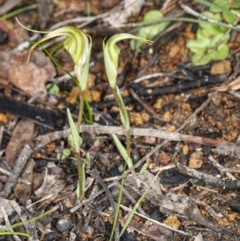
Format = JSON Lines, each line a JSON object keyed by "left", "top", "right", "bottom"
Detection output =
{"left": 139, "top": 162, "right": 149, "bottom": 174}
{"left": 112, "top": 134, "right": 133, "bottom": 168}
{"left": 76, "top": 163, "right": 86, "bottom": 197}
{"left": 191, "top": 52, "right": 211, "bottom": 66}
{"left": 196, "top": 26, "right": 223, "bottom": 39}
{"left": 143, "top": 10, "right": 163, "bottom": 22}
{"left": 210, "top": 33, "right": 230, "bottom": 48}
{"left": 131, "top": 10, "right": 170, "bottom": 51}
{"left": 67, "top": 108, "right": 82, "bottom": 153}
{"left": 46, "top": 83, "right": 60, "bottom": 95}
{"left": 210, "top": 44, "right": 229, "bottom": 61}
{"left": 118, "top": 173, "right": 158, "bottom": 239}
{"left": 229, "top": 0, "right": 240, "bottom": 8}
{"left": 202, "top": 11, "right": 222, "bottom": 21}
{"left": 223, "top": 11, "right": 237, "bottom": 24}
{"left": 113, "top": 87, "right": 130, "bottom": 130}
{"left": 67, "top": 133, "right": 75, "bottom": 148}
{"left": 210, "top": 0, "right": 231, "bottom": 12}
{"left": 186, "top": 38, "right": 210, "bottom": 53}
{"left": 196, "top": 0, "right": 234, "bottom": 17}
{"left": 198, "top": 11, "right": 222, "bottom": 30}
{"left": 56, "top": 148, "right": 71, "bottom": 160}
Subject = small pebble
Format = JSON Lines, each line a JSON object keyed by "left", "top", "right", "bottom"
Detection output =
{"left": 85, "top": 225, "right": 95, "bottom": 236}
{"left": 188, "top": 151, "right": 203, "bottom": 169}
{"left": 56, "top": 219, "right": 72, "bottom": 232}
{"left": 210, "top": 60, "right": 232, "bottom": 75}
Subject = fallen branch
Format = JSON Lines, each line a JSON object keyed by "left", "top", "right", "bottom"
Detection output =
{"left": 35, "top": 124, "right": 240, "bottom": 158}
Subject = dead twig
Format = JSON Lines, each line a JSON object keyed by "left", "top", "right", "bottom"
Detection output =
{"left": 208, "top": 154, "right": 237, "bottom": 180}
{"left": 129, "top": 88, "right": 156, "bottom": 115}
{"left": 35, "top": 124, "right": 239, "bottom": 149}
{"left": 176, "top": 162, "right": 240, "bottom": 190}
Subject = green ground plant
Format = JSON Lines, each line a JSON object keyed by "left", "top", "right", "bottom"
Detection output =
{"left": 13, "top": 1, "right": 240, "bottom": 239}
{"left": 17, "top": 18, "right": 152, "bottom": 240}
{"left": 17, "top": 17, "right": 151, "bottom": 196}
{"left": 186, "top": 0, "right": 240, "bottom": 65}
{"left": 103, "top": 34, "right": 151, "bottom": 168}
{"left": 130, "top": 10, "right": 170, "bottom": 51}
{"left": 128, "top": 0, "right": 240, "bottom": 65}
{"left": 17, "top": 20, "right": 91, "bottom": 199}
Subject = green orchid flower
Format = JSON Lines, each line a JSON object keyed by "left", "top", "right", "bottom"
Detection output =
{"left": 103, "top": 33, "right": 152, "bottom": 88}
{"left": 17, "top": 18, "right": 92, "bottom": 199}
{"left": 103, "top": 33, "right": 151, "bottom": 169}
{"left": 16, "top": 18, "right": 91, "bottom": 92}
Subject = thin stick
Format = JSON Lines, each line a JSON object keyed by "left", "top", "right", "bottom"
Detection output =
{"left": 176, "top": 162, "right": 240, "bottom": 190}
{"left": 35, "top": 124, "right": 240, "bottom": 155}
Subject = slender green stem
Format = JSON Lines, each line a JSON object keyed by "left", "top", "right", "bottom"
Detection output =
{"left": 112, "top": 88, "right": 134, "bottom": 173}
{"left": 112, "top": 89, "right": 130, "bottom": 145}
{"left": 112, "top": 90, "right": 130, "bottom": 150}
{"left": 0, "top": 4, "right": 37, "bottom": 21}
{"left": 76, "top": 151, "right": 83, "bottom": 198}
{"left": 76, "top": 91, "right": 85, "bottom": 198}
{"left": 0, "top": 232, "right": 30, "bottom": 237}
{"left": 126, "top": 129, "right": 130, "bottom": 158}
{"left": 77, "top": 91, "right": 85, "bottom": 132}
{"left": 109, "top": 163, "right": 127, "bottom": 241}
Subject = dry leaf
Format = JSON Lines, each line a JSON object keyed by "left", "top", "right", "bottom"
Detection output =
{"left": 0, "top": 198, "right": 16, "bottom": 219}
{"left": 34, "top": 162, "right": 65, "bottom": 198}
{"left": 0, "top": 50, "right": 56, "bottom": 98}
{"left": 212, "top": 76, "right": 240, "bottom": 92}
{"left": 5, "top": 119, "right": 34, "bottom": 168}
